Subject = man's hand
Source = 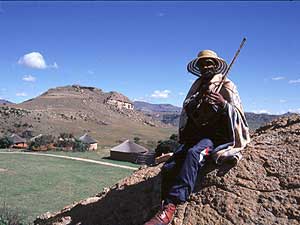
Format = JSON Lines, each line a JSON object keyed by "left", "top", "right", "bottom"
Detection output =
{"left": 204, "top": 91, "right": 226, "bottom": 108}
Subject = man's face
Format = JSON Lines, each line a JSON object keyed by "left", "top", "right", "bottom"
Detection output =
{"left": 198, "top": 58, "right": 216, "bottom": 79}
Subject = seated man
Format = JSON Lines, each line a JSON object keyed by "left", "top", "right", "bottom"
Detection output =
{"left": 144, "top": 50, "right": 250, "bottom": 225}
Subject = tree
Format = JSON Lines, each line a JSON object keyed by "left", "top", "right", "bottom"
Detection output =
{"left": 59, "top": 133, "right": 74, "bottom": 139}
{"left": 133, "top": 137, "right": 141, "bottom": 144}
{"left": 73, "top": 139, "right": 89, "bottom": 152}
{"left": 169, "top": 133, "right": 178, "bottom": 141}
{"left": 29, "top": 135, "right": 55, "bottom": 150}
{"left": 0, "top": 137, "right": 13, "bottom": 149}
{"left": 155, "top": 139, "right": 179, "bottom": 157}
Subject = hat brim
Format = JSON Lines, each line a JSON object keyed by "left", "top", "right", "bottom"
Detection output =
{"left": 187, "top": 57, "right": 228, "bottom": 77}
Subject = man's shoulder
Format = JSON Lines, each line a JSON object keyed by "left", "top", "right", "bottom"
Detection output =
{"left": 223, "top": 78, "right": 237, "bottom": 91}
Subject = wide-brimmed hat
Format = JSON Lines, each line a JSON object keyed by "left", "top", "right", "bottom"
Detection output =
{"left": 187, "top": 50, "right": 228, "bottom": 77}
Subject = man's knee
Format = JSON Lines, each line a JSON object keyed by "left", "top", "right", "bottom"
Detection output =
{"left": 187, "top": 139, "right": 214, "bottom": 157}
{"left": 196, "top": 138, "right": 214, "bottom": 150}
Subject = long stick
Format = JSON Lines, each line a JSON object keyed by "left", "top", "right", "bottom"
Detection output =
{"left": 216, "top": 37, "right": 246, "bottom": 93}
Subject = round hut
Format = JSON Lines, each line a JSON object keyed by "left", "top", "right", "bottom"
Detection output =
{"left": 79, "top": 133, "right": 98, "bottom": 150}
{"left": 110, "top": 140, "right": 149, "bottom": 163}
{"left": 10, "top": 134, "right": 27, "bottom": 149}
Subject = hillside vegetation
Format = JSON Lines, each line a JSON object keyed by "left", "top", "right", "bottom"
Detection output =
{"left": 0, "top": 85, "right": 175, "bottom": 148}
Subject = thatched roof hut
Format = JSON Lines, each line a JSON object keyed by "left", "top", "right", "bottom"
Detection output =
{"left": 10, "top": 134, "right": 26, "bottom": 144}
{"left": 110, "top": 140, "right": 149, "bottom": 163}
{"left": 79, "top": 134, "right": 98, "bottom": 150}
{"left": 10, "top": 134, "right": 27, "bottom": 148}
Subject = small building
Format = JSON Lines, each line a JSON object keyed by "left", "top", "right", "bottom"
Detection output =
{"left": 110, "top": 140, "right": 149, "bottom": 163}
{"left": 105, "top": 92, "right": 134, "bottom": 110}
{"left": 79, "top": 134, "right": 98, "bottom": 150}
{"left": 10, "top": 134, "right": 27, "bottom": 149}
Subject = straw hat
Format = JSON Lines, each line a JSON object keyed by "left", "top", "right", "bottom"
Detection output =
{"left": 187, "top": 50, "right": 228, "bottom": 77}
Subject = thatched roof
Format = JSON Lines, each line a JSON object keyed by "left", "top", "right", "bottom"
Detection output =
{"left": 111, "top": 140, "right": 148, "bottom": 153}
{"left": 79, "top": 134, "right": 97, "bottom": 144}
{"left": 10, "top": 134, "right": 26, "bottom": 144}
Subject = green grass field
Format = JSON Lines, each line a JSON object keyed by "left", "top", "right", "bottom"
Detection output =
{"left": 0, "top": 153, "right": 136, "bottom": 224}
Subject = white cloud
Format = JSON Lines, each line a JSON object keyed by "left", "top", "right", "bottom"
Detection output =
{"left": 18, "top": 52, "right": 58, "bottom": 69}
{"left": 271, "top": 76, "right": 285, "bottom": 81}
{"left": 22, "top": 75, "right": 36, "bottom": 82}
{"left": 279, "top": 99, "right": 286, "bottom": 103}
{"left": 252, "top": 109, "right": 271, "bottom": 114}
{"left": 16, "top": 92, "right": 27, "bottom": 97}
{"left": 151, "top": 90, "right": 171, "bottom": 99}
{"left": 179, "top": 92, "right": 185, "bottom": 96}
{"left": 289, "top": 79, "right": 300, "bottom": 84}
{"left": 18, "top": 52, "right": 47, "bottom": 69}
{"left": 288, "top": 108, "right": 300, "bottom": 113}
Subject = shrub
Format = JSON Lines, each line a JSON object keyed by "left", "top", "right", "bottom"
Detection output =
{"left": 154, "top": 133, "right": 180, "bottom": 157}
{"left": 29, "top": 135, "right": 55, "bottom": 150}
{"left": 55, "top": 135, "right": 88, "bottom": 152}
{"left": 133, "top": 137, "right": 141, "bottom": 144}
{"left": 0, "top": 203, "right": 26, "bottom": 225}
{"left": 169, "top": 133, "right": 178, "bottom": 141}
{"left": 55, "top": 133, "right": 75, "bottom": 150}
{"left": 73, "top": 139, "right": 89, "bottom": 152}
{"left": 0, "top": 137, "right": 13, "bottom": 149}
{"left": 59, "top": 133, "right": 74, "bottom": 139}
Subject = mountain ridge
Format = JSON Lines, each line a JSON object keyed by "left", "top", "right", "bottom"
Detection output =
{"left": 0, "top": 99, "right": 14, "bottom": 105}
{"left": 134, "top": 101, "right": 297, "bottom": 130}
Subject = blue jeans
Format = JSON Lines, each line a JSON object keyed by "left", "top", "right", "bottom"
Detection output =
{"left": 161, "top": 138, "right": 214, "bottom": 205}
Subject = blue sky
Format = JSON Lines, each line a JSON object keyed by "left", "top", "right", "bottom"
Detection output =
{"left": 0, "top": 1, "right": 299, "bottom": 114}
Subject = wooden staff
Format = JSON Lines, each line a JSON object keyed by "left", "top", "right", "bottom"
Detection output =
{"left": 216, "top": 37, "right": 247, "bottom": 93}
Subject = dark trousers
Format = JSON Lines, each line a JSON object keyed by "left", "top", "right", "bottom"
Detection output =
{"left": 161, "top": 138, "right": 214, "bottom": 205}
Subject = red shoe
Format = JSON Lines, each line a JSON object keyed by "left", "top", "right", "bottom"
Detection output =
{"left": 144, "top": 203, "right": 176, "bottom": 225}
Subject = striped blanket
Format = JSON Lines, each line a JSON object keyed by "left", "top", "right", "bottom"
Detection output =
{"left": 179, "top": 74, "right": 251, "bottom": 164}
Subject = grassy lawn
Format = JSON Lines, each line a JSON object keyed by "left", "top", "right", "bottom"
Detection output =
{"left": 0, "top": 153, "right": 135, "bottom": 224}
{"left": 0, "top": 148, "right": 141, "bottom": 168}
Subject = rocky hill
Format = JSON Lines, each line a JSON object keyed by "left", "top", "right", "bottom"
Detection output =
{"left": 134, "top": 101, "right": 290, "bottom": 130}
{"left": 0, "top": 99, "right": 14, "bottom": 105}
{"left": 0, "top": 85, "right": 175, "bottom": 148}
{"left": 35, "top": 115, "right": 300, "bottom": 225}
{"left": 134, "top": 101, "right": 181, "bottom": 127}
{"left": 134, "top": 101, "right": 181, "bottom": 113}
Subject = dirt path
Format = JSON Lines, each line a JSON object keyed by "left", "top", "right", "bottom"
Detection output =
{"left": 0, "top": 152, "right": 138, "bottom": 170}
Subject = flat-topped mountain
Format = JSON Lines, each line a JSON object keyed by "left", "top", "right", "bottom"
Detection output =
{"left": 0, "top": 85, "right": 175, "bottom": 148}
